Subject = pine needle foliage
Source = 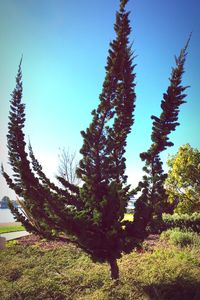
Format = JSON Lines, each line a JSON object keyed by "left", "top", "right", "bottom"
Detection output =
{"left": 2, "top": 0, "right": 136, "bottom": 279}
{"left": 1, "top": 0, "right": 190, "bottom": 279}
{"left": 1, "top": 60, "right": 82, "bottom": 238}
{"left": 75, "top": 0, "right": 136, "bottom": 278}
{"left": 131, "top": 36, "right": 191, "bottom": 235}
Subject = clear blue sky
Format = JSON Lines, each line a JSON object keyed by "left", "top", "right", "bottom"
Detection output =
{"left": 0, "top": 0, "right": 200, "bottom": 199}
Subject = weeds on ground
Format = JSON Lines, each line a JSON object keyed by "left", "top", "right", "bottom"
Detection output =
{"left": 0, "top": 235, "right": 200, "bottom": 300}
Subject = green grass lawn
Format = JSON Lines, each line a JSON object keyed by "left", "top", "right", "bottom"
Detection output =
{"left": 0, "top": 232, "right": 200, "bottom": 300}
{"left": 0, "top": 225, "right": 25, "bottom": 234}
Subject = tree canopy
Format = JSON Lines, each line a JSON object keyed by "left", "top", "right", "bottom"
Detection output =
{"left": 1, "top": 0, "right": 190, "bottom": 279}
{"left": 165, "top": 144, "right": 200, "bottom": 214}
{"left": 2, "top": 0, "right": 136, "bottom": 279}
{"left": 129, "top": 36, "right": 190, "bottom": 234}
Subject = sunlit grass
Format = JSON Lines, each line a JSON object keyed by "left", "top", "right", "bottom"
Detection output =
{"left": 0, "top": 235, "right": 200, "bottom": 300}
{"left": 0, "top": 225, "right": 25, "bottom": 234}
{"left": 123, "top": 213, "right": 133, "bottom": 222}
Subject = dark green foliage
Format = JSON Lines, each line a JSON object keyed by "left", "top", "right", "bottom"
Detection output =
{"left": 2, "top": 0, "right": 190, "bottom": 280}
{"left": 75, "top": 0, "right": 136, "bottom": 276}
{"left": 131, "top": 36, "right": 190, "bottom": 235}
{"left": 1, "top": 60, "right": 79, "bottom": 238}
{"left": 2, "top": 0, "right": 136, "bottom": 279}
{"left": 162, "top": 213, "right": 200, "bottom": 233}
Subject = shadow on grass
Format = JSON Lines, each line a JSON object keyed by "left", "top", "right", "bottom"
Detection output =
{"left": 143, "top": 278, "right": 200, "bottom": 300}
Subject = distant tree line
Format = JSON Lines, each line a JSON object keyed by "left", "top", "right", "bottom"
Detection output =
{"left": 1, "top": 0, "right": 191, "bottom": 279}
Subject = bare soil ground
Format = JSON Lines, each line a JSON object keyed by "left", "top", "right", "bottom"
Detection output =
{"left": 17, "top": 234, "right": 77, "bottom": 250}
{"left": 16, "top": 233, "right": 160, "bottom": 252}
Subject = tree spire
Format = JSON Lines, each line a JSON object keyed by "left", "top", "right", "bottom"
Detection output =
{"left": 131, "top": 36, "right": 190, "bottom": 236}
{"left": 120, "top": 0, "right": 129, "bottom": 11}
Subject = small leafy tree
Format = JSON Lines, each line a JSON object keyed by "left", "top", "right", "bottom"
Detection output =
{"left": 165, "top": 144, "right": 200, "bottom": 214}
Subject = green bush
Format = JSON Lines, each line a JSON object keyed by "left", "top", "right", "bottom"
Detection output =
{"left": 160, "top": 228, "right": 200, "bottom": 247}
{"left": 162, "top": 212, "right": 200, "bottom": 233}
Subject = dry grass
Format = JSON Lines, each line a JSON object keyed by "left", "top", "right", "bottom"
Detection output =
{"left": 0, "top": 233, "right": 200, "bottom": 299}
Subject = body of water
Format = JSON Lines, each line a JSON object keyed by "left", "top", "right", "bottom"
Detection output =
{"left": 0, "top": 209, "right": 15, "bottom": 223}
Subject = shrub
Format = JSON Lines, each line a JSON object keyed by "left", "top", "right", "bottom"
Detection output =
{"left": 160, "top": 228, "right": 200, "bottom": 247}
{"left": 162, "top": 212, "right": 200, "bottom": 233}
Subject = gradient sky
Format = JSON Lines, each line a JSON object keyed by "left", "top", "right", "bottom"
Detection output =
{"left": 0, "top": 0, "right": 200, "bottom": 200}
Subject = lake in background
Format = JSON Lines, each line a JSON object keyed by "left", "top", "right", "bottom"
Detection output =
{"left": 0, "top": 209, "right": 15, "bottom": 223}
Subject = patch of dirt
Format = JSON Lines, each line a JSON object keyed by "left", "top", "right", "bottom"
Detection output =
{"left": 145, "top": 234, "right": 160, "bottom": 247}
{"left": 17, "top": 233, "right": 161, "bottom": 253}
{"left": 134, "top": 234, "right": 160, "bottom": 253}
{"left": 17, "top": 234, "right": 41, "bottom": 247}
{"left": 17, "top": 234, "right": 76, "bottom": 250}
{"left": 141, "top": 234, "right": 169, "bottom": 253}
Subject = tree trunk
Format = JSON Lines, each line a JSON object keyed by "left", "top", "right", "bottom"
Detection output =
{"left": 109, "top": 258, "right": 119, "bottom": 280}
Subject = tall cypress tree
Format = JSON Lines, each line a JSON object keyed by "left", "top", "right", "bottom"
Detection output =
{"left": 2, "top": 0, "right": 191, "bottom": 280}
{"left": 2, "top": 59, "right": 82, "bottom": 238}
{"left": 2, "top": 0, "right": 136, "bottom": 279}
{"left": 130, "top": 37, "right": 190, "bottom": 236}
{"left": 1, "top": 59, "right": 52, "bottom": 235}
{"left": 75, "top": 0, "right": 136, "bottom": 278}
